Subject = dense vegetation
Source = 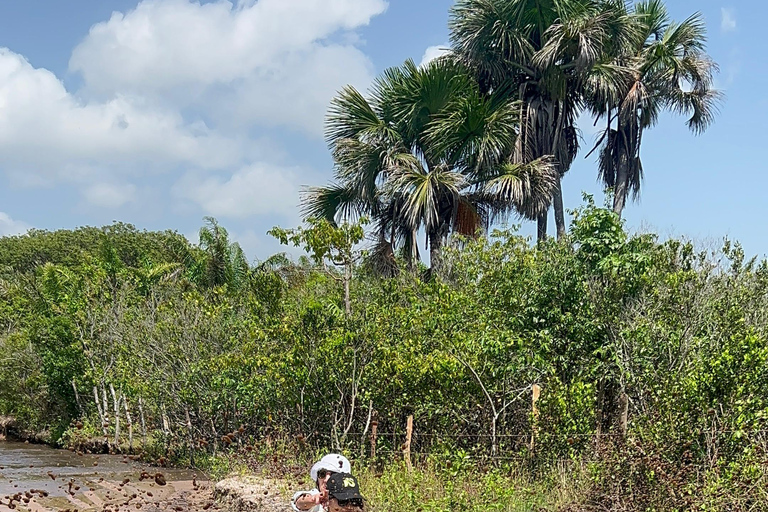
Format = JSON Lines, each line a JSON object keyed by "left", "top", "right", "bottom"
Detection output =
{"left": 0, "top": 0, "right": 743, "bottom": 510}
{"left": 1, "top": 199, "right": 767, "bottom": 509}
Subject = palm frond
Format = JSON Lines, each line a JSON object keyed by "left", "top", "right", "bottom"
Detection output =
{"left": 536, "top": 0, "right": 632, "bottom": 72}
{"left": 325, "top": 86, "right": 400, "bottom": 146}
{"left": 425, "top": 85, "right": 519, "bottom": 176}
{"left": 666, "top": 87, "right": 723, "bottom": 135}
{"left": 388, "top": 164, "right": 466, "bottom": 232}
{"left": 480, "top": 156, "right": 559, "bottom": 220}
{"left": 300, "top": 184, "right": 363, "bottom": 223}
{"left": 634, "top": 0, "right": 670, "bottom": 42}
{"left": 449, "top": 0, "right": 536, "bottom": 87}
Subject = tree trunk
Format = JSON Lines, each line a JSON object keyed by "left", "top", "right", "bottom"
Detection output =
{"left": 553, "top": 178, "right": 566, "bottom": 240}
{"left": 138, "top": 397, "right": 147, "bottom": 448}
{"left": 109, "top": 384, "right": 120, "bottom": 450}
{"left": 537, "top": 213, "right": 548, "bottom": 243}
{"left": 162, "top": 404, "right": 170, "bottom": 434}
{"left": 491, "top": 414, "right": 498, "bottom": 458}
{"left": 343, "top": 261, "right": 351, "bottom": 317}
{"left": 102, "top": 385, "right": 109, "bottom": 427}
{"left": 71, "top": 380, "right": 83, "bottom": 417}
{"left": 94, "top": 386, "right": 109, "bottom": 437}
{"left": 185, "top": 406, "right": 195, "bottom": 466}
{"left": 595, "top": 378, "right": 605, "bottom": 442}
{"left": 428, "top": 230, "right": 443, "bottom": 271}
{"left": 122, "top": 396, "right": 134, "bottom": 452}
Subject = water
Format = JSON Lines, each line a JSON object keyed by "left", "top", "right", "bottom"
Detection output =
{"left": 0, "top": 441, "right": 212, "bottom": 511}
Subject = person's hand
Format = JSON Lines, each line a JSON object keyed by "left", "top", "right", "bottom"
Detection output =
{"left": 296, "top": 492, "right": 327, "bottom": 510}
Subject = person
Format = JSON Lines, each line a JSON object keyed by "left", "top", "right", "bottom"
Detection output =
{"left": 291, "top": 453, "right": 351, "bottom": 512}
{"left": 326, "top": 472, "right": 365, "bottom": 511}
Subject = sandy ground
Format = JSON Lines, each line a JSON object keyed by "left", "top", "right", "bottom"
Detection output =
{"left": 0, "top": 473, "right": 219, "bottom": 512}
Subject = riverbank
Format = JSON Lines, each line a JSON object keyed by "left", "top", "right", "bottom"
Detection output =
{"left": 3, "top": 475, "right": 216, "bottom": 512}
{"left": 0, "top": 441, "right": 218, "bottom": 512}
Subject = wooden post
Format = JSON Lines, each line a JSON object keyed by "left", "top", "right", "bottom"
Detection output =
{"left": 404, "top": 415, "right": 413, "bottom": 472}
{"left": 595, "top": 379, "right": 605, "bottom": 442}
{"left": 530, "top": 384, "right": 541, "bottom": 452}
{"left": 185, "top": 406, "right": 195, "bottom": 465}
{"left": 370, "top": 420, "right": 378, "bottom": 460}
{"left": 138, "top": 397, "right": 147, "bottom": 448}
{"left": 161, "top": 404, "right": 170, "bottom": 434}
{"left": 619, "top": 392, "right": 628, "bottom": 438}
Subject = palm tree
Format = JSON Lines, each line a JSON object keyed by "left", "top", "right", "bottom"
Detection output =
{"left": 586, "top": 0, "right": 720, "bottom": 217}
{"left": 303, "top": 58, "right": 558, "bottom": 270}
{"left": 196, "top": 217, "right": 249, "bottom": 289}
{"left": 449, "top": 0, "right": 636, "bottom": 240}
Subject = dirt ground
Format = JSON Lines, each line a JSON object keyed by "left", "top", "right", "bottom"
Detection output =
{"left": 0, "top": 473, "right": 219, "bottom": 512}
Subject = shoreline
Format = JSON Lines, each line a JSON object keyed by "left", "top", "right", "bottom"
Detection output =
{"left": 0, "top": 440, "right": 225, "bottom": 512}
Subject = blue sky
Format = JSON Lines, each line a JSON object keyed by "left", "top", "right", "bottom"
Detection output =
{"left": 0, "top": 0, "right": 760, "bottom": 261}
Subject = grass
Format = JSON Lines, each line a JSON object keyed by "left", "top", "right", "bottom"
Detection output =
{"left": 192, "top": 442, "right": 593, "bottom": 512}
{"left": 355, "top": 462, "right": 585, "bottom": 511}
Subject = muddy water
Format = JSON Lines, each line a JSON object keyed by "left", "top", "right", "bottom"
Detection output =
{"left": 0, "top": 441, "right": 217, "bottom": 511}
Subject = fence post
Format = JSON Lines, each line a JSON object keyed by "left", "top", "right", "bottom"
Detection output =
{"left": 404, "top": 415, "right": 413, "bottom": 472}
{"left": 370, "top": 419, "right": 378, "bottom": 460}
{"left": 595, "top": 379, "right": 605, "bottom": 442}
{"left": 619, "top": 392, "right": 629, "bottom": 438}
{"left": 530, "top": 384, "right": 541, "bottom": 452}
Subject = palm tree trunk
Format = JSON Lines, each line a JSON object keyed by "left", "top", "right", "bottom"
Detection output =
{"left": 428, "top": 230, "right": 443, "bottom": 271}
{"left": 553, "top": 178, "right": 566, "bottom": 240}
{"left": 537, "top": 213, "right": 547, "bottom": 243}
{"left": 406, "top": 230, "right": 419, "bottom": 273}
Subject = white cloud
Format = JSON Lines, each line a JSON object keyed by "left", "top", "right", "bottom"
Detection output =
{"left": 173, "top": 164, "right": 300, "bottom": 219}
{"left": 0, "top": 0, "right": 389, "bottom": 231}
{"left": 83, "top": 182, "right": 137, "bottom": 208}
{"left": 721, "top": 8, "right": 736, "bottom": 33}
{"left": 205, "top": 44, "right": 374, "bottom": 134}
{"left": 0, "top": 212, "right": 31, "bottom": 236}
{"left": 419, "top": 44, "right": 450, "bottom": 67}
{"left": 0, "top": 48, "right": 242, "bottom": 179}
{"left": 69, "top": 0, "right": 387, "bottom": 136}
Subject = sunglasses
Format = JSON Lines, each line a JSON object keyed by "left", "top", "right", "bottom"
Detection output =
{"left": 317, "top": 469, "right": 336, "bottom": 479}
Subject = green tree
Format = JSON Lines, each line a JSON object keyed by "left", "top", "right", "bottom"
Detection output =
{"left": 587, "top": 0, "right": 720, "bottom": 217}
{"left": 270, "top": 218, "right": 366, "bottom": 316}
{"left": 449, "top": 0, "right": 636, "bottom": 240}
{"left": 195, "top": 217, "right": 249, "bottom": 290}
{"left": 304, "top": 58, "right": 557, "bottom": 270}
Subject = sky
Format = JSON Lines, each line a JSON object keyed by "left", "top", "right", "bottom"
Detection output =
{"left": 0, "top": 0, "right": 761, "bottom": 262}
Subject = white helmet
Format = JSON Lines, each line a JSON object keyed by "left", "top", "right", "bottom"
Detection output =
{"left": 310, "top": 453, "right": 351, "bottom": 482}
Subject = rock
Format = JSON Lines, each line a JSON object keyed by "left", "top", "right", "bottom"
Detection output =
{"left": 214, "top": 477, "right": 290, "bottom": 512}
{"left": 0, "top": 416, "right": 16, "bottom": 440}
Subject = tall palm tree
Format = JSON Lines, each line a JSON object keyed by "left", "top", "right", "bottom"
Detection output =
{"left": 303, "top": 58, "right": 558, "bottom": 270}
{"left": 587, "top": 0, "right": 720, "bottom": 217}
{"left": 449, "top": 0, "right": 636, "bottom": 240}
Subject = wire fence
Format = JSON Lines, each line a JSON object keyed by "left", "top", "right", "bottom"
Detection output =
{"left": 316, "top": 422, "right": 768, "bottom": 466}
